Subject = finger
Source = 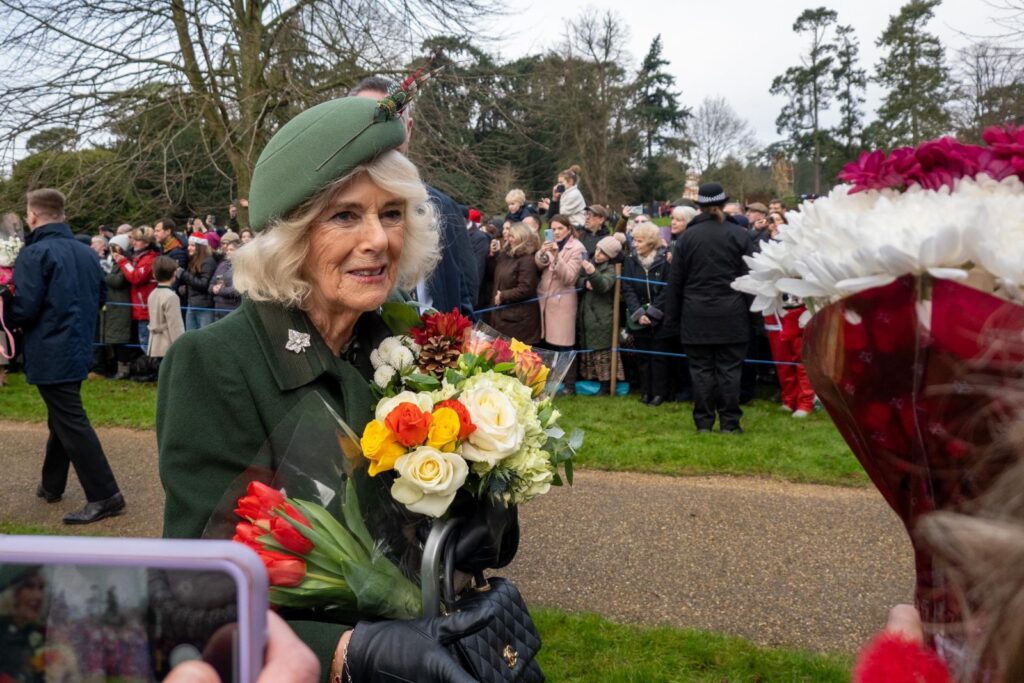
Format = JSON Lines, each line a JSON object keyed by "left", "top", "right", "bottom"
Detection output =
{"left": 165, "top": 661, "right": 220, "bottom": 683}
{"left": 425, "top": 647, "right": 479, "bottom": 683}
{"left": 885, "top": 604, "right": 923, "bottom": 643}
{"left": 259, "top": 612, "right": 320, "bottom": 683}
{"left": 434, "top": 608, "right": 494, "bottom": 644}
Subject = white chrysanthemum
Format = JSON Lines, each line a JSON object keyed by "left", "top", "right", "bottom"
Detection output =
{"left": 373, "top": 364, "right": 397, "bottom": 389}
{"left": 732, "top": 175, "right": 1024, "bottom": 316}
{"left": 369, "top": 349, "right": 383, "bottom": 370}
{"left": 387, "top": 344, "right": 415, "bottom": 370}
{"left": 377, "top": 336, "right": 403, "bottom": 358}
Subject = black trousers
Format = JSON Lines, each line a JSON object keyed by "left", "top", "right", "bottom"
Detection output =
{"left": 37, "top": 382, "right": 120, "bottom": 502}
{"left": 634, "top": 333, "right": 671, "bottom": 398}
{"left": 684, "top": 342, "right": 747, "bottom": 431}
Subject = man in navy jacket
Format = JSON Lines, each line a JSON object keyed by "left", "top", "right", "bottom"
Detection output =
{"left": 11, "top": 189, "right": 125, "bottom": 524}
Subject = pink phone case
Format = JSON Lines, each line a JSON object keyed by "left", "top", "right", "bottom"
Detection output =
{"left": 0, "top": 536, "right": 268, "bottom": 683}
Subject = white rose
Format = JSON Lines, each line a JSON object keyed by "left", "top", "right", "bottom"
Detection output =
{"left": 390, "top": 446, "right": 468, "bottom": 517}
{"left": 387, "top": 344, "right": 415, "bottom": 370}
{"left": 459, "top": 381, "right": 525, "bottom": 468}
{"left": 375, "top": 391, "right": 434, "bottom": 422}
{"left": 373, "top": 365, "right": 397, "bottom": 389}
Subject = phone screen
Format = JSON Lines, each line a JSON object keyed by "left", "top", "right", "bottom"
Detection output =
{"left": 544, "top": 228, "right": 554, "bottom": 243}
{"left": 0, "top": 562, "right": 244, "bottom": 682}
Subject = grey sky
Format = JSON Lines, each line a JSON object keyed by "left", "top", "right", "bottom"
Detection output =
{"left": 488, "top": 0, "right": 1007, "bottom": 147}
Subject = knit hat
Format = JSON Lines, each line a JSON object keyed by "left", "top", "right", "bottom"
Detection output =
{"left": 468, "top": 208, "right": 482, "bottom": 223}
{"left": 596, "top": 235, "right": 622, "bottom": 259}
{"left": 109, "top": 235, "right": 131, "bottom": 252}
{"left": 248, "top": 96, "right": 407, "bottom": 231}
{"left": 189, "top": 234, "right": 209, "bottom": 246}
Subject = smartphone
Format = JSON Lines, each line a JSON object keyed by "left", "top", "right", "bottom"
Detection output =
{"left": 0, "top": 536, "right": 267, "bottom": 683}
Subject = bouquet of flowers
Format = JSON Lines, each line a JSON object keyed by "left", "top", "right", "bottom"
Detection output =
{"left": 0, "top": 234, "right": 20, "bottom": 269}
{"left": 732, "top": 126, "right": 1024, "bottom": 675}
{"left": 211, "top": 308, "right": 579, "bottom": 621}
{"left": 361, "top": 307, "right": 580, "bottom": 518}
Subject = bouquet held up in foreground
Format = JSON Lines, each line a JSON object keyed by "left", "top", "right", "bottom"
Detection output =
{"left": 226, "top": 307, "right": 579, "bottom": 618}
{"left": 733, "top": 126, "right": 1024, "bottom": 678}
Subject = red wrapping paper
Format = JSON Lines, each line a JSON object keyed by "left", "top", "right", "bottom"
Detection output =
{"left": 802, "top": 275, "right": 1024, "bottom": 640}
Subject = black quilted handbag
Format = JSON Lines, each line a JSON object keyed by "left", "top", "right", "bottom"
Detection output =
{"left": 421, "top": 518, "right": 544, "bottom": 682}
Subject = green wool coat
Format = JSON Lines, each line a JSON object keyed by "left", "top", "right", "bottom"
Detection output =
{"left": 576, "top": 260, "right": 618, "bottom": 351}
{"left": 101, "top": 267, "right": 133, "bottom": 345}
{"left": 157, "top": 297, "right": 392, "bottom": 680}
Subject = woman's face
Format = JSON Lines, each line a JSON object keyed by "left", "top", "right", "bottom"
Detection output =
{"left": 192, "top": 218, "right": 205, "bottom": 232}
{"left": 594, "top": 249, "right": 609, "bottom": 264}
{"left": 502, "top": 221, "right": 511, "bottom": 238}
{"left": 635, "top": 236, "right": 657, "bottom": 256}
{"left": 132, "top": 238, "right": 147, "bottom": 252}
{"left": 303, "top": 174, "right": 405, "bottom": 315}
{"left": 240, "top": 231, "right": 253, "bottom": 244}
{"left": 551, "top": 221, "right": 570, "bottom": 241}
{"left": 187, "top": 242, "right": 196, "bottom": 256}
{"left": 671, "top": 215, "right": 686, "bottom": 234}
{"left": 561, "top": 174, "right": 574, "bottom": 188}
{"left": 223, "top": 242, "right": 238, "bottom": 256}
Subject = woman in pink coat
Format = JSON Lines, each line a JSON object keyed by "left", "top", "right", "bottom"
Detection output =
{"left": 535, "top": 213, "right": 585, "bottom": 389}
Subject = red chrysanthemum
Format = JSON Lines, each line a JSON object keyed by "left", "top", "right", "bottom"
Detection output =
{"left": 411, "top": 309, "right": 473, "bottom": 346}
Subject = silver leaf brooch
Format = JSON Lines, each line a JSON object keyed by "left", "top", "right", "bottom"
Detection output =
{"left": 285, "top": 329, "right": 311, "bottom": 354}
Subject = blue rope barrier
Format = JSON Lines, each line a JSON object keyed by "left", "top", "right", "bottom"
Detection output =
{"left": 475, "top": 287, "right": 585, "bottom": 315}
{"left": 617, "top": 275, "right": 668, "bottom": 286}
{"left": 105, "top": 301, "right": 230, "bottom": 314}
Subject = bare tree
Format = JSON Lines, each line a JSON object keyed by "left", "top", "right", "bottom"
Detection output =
{"left": 0, "top": 0, "right": 496, "bottom": 223}
{"left": 951, "top": 41, "right": 1024, "bottom": 138}
{"left": 688, "top": 96, "right": 758, "bottom": 174}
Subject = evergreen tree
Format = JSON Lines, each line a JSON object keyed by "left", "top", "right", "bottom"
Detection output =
{"left": 872, "top": 0, "right": 952, "bottom": 146}
{"left": 634, "top": 35, "right": 689, "bottom": 163}
{"left": 831, "top": 24, "right": 867, "bottom": 161}
{"left": 770, "top": 7, "right": 838, "bottom": 194}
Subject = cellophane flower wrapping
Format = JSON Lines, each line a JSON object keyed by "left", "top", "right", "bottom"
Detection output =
{"left": 802, "top": 274, "right": 1024, "bottom": 668}
{"left": 204, "top": 393, "right": 423, "bottom": 622}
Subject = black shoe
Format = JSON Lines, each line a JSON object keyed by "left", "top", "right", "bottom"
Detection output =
{"left": 63, "top": 493, "right": 125, "bottom": 525}
{"left": 639, "top": 394, "right": 651, "bottom": 404}
{"left": 648, "top": 396, "right": 664, "bottom": 407}
{"left": 721, "top": 427, "right": 745, "bottom": 435}
{"left": 36, "top": 484, "right": 62, "bottom": 503}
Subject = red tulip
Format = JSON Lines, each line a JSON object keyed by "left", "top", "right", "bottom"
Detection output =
{"left": 234, "top": 481, "right": 286, "bottom": 521}
{"left": 270, "top": 514, "right": 314, "bottom": 555}
{"left": 233, "top": 521, "right": 267, "bottom": 551}
{"left": 258, "top": 549, "right": 306, "bottom": 587}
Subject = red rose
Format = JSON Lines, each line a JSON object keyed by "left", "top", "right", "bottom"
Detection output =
{"left": 385, "top": 402, "right": 433, "bottom": 447}
{"left": 258, "top": 549, "right": 306, "bottom": 587}
{"left": 436, "top": 399, "right": 477, "bottom": 440}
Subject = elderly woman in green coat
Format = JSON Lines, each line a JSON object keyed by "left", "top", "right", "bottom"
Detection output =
{"left": 576, "top": 235, "right": 625, "bottom": 395}
{"left": 157, "top": 96, "right": 503, "bottom": 683}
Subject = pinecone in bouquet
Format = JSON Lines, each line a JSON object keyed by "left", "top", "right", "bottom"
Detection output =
{"left": 417, "top": 334, "right": 461, "bottom": 375}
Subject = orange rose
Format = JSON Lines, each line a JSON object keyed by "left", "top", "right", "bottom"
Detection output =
{"left": 436, "top": 399, "right": 477, "bottom": 439}
{"left": 515, "top": 350, "right": 550, "bottom": 397}
{"left": 385, "top": 402, "right": 433, "bottom": 447}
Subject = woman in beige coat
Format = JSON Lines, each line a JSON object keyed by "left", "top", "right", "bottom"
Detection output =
{"left": 535, "top": 213, "right": 585, "bottom": 354}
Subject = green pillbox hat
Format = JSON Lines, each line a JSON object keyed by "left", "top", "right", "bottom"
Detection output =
{"left": 248, "top": 96, "right": 407, "bottom": 231}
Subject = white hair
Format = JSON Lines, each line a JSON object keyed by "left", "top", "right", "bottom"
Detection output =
{"left": 505, "top": 189, "right": 526, "bottom": 206}
{"left": 232, "top": 150, "right": 439, "bottom": 309}
{"left": 672, "top": 206, "right": 698, "bottom": 223}
{"left": 631, "top": 223, "right": 661, "bottom": 245}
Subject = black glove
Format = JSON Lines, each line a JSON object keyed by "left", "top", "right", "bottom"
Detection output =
{"left": 450, "top": 496, "right": 519, "bottom": 572}
{"left": 346, "top": 609, "right": 492, "bottom": 683}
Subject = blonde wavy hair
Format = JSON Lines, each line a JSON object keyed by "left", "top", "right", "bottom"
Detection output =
{"left": 504, "top": 189, "right": 526, "bottom": 206}
{"left": 233, "top": 151, "right": 439, "bottom": 309}
{"left": 631, "top": 223, "right": 661, "bottom": 247}
{"left": 130, "top": 225, "right": 155, "bottom": 245}
{"left": 506, "top": 222, "right": 539, "bottom": 257}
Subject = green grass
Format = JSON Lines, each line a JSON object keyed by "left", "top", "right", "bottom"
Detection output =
{"left": 0, "top": 521, "right": 55, "bottom": 535}
{"left": 0, "top": 372, "right": 155, "bottom": 429}
{"left": 0, "top": 371, "right": 865, "bottom": 486}
{"left": 559, "top": 394, "right": 866, "bottom": 486}
{"left": 533, "top": 609, "right": 852, "bottom": 682}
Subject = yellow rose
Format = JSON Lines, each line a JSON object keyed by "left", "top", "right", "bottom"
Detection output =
{"left": 360, "top": 419, "right": 406, "bottom": 476}
{"left": 510, "top": 338, "right": 532, "bottom": 357}
{"left": 426, "top": 407, "right": 461, "bottom": 452}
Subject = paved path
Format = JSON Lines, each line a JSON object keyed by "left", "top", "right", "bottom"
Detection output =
{"left": 0, "top": 420, "right": 913, "bottom": 653}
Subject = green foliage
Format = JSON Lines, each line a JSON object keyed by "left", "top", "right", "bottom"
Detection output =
{"left": 832, "top": 24, "right": 868, "bottom": 159}
{"left": 25, "top": 127, "right": 80, "bottom": 154}
{"left": 871, "top": 0, "right": 952, "bottom": 146}
{"left": 770, "top": 7, "right": 840, "bottom": 195}
{"left": 633, "top": 35, "right": 690, "bottom": 165}
{"left": 533, "top": 609, "right": 854, "bottom": 682}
